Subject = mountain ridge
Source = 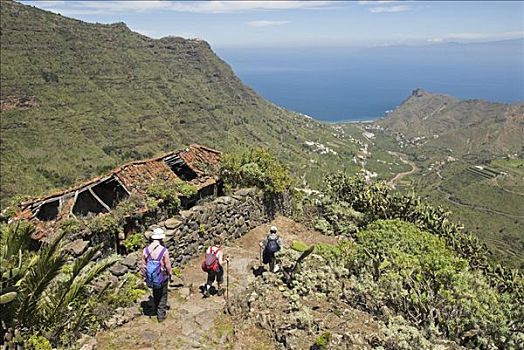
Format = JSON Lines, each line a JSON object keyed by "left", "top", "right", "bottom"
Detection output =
{"left": 0, "top": 0, "right": 359, "bottom": 205}
{"left": 376, "top": 88, "right": 524, "bottom": 157}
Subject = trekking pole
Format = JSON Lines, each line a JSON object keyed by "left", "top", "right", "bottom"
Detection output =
{"left": 226, "top": 256, "right": 230, "bottom": 300}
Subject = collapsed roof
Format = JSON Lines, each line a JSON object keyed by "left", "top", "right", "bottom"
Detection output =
{"left": 13, "top": 144, "right": 221, "bottom": 240}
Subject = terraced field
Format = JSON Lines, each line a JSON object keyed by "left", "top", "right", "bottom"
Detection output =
{"left": 409, "top": 158, "right": 524, "bottom": 269}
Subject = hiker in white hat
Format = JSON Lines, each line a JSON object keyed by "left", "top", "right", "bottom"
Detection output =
{"left": 140, "top": 227, "right": 172, "bottom": 322}
{"left": 259, "top": 225, "right": 283, "bottom": 272}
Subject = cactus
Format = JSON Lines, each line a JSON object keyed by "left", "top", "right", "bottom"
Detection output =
{"left": 282, "top": 245, "right": 315, "bottom": 286}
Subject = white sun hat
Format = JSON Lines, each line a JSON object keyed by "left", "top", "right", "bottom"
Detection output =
{"left": 270, "top": 226, "right": 278, "bottom": 233}
{"left": 151, "top": 227, "right": 166, "bottom": 240}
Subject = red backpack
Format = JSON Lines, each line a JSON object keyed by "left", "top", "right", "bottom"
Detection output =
{"left": 201, "top": 246, "right": 221, "bottom": 272}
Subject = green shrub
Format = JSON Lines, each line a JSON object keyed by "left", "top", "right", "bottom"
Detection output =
{"left": 86, "top": 213, "right": 118, "bottom": 236}
{"left": 313, "top": 331, "right": 332, "bottom": 349}
{"left": 146, "top": 179, "right": 181, "bottom": 215}
{"left": 172, "top": 266, "right": 182, "bottom": 278}
{"left": 59, "top": 218, "right": 84, "bottom": 235}
{"left": 26, "top": 335, "right": 52, "bottom": 350}
{"left": 106, "top": 273, "right": 147, "bottom": 307}
{"left": 314, "top": 242, "right": 354, "bottom": 264}
{"left": 220, "top": 147, "right": 293, "bottom": 194}
{"left": 174, "top": 179, "right": 198, "bottom": 197}
{"left": 113, "top": 197, "right": 139, "bottom": 219}
{"left": 121, "top": 232, "right": 145, "bottom": 252}
{"left": 313, "top": 218, "right": 333, "bottom": 235}
{"left": 83, "top": 273, "right": 147, "bottom": 334}
{"left": 347, "top": 219, "right": 521, "bottom": 348}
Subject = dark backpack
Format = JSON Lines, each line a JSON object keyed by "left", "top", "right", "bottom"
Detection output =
{"left": 266, "top": 237, "right": 280, "bottom": 254}
{"left": 202, "top": 246, "right": 221, "bottom": 272}
{"left": 145, "top": 246, "right": 167, "bottom": 288}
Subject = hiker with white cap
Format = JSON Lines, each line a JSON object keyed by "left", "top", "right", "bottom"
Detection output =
{"left": 259, "top": 226, "right": 283, "bottom": 272}
{"left": 140, "top": 227, "right": 172, "bottom": 322}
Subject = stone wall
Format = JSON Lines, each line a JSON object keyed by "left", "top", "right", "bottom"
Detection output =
{"left": 160, "top": 187, "right": 268, "bottom": 265}
{"left": 109, "top": 187, "right": 271, "bottom": 277}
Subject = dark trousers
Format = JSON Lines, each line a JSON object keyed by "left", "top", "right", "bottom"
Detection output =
{"left": 152, "top": 281, "right": 168, "bottom": 320}
{"left": 263, "top": 249, "right": 277, "bottom": 271}
{"left": 206, "top": 265, "right": 224, "bottom": 288}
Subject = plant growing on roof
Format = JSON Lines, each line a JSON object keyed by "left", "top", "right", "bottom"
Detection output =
{"left": 174, "top": 178, "right": 198, "bottom": 198}
{"left": 145, "top": 178, "right": 181, "bottom": 215}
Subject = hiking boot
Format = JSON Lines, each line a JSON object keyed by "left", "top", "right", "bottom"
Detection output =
{"left": 157, "top": 317, "right": 166, "bottom": 323}
{"left": 217, "top": 288, "right": 224, "bottom": 296}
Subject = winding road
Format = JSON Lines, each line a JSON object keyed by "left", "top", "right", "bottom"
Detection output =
{"left": 387, "top": 151, "right": 418, "bottom": 188}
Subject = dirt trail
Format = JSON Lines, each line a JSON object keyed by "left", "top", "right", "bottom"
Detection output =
{"left": 387, "top": 151, "right": 418, "bottom": 188}
{"left": 96, "top": 216, "right": 338, "bottom": 350}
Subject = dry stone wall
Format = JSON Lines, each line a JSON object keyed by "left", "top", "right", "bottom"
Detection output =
{"left": 110, "top": 188, "right": 271, "bottom": 276}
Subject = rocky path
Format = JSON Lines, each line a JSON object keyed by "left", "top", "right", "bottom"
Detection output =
{"left": 95, "top": 216, "right": 337, "bottom": 350}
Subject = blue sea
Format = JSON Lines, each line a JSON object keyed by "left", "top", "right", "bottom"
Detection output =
{"left": 216, "top": 39, "right": 524, "bottom": 122}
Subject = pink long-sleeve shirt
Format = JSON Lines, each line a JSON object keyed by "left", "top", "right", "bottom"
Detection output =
{"left": 140, "top": 241, "right": 172, "bottom": 278}
{"left": 206, "top": 245, "right": 223, "bottom": 265}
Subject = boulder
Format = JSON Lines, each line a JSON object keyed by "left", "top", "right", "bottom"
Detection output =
{"left": 170, "top": 276, "right": 184, "bottom": 288}
{"left": 65, "top": 239, "right": 90, "bottom": 256}
{"left": 148, "top": 224, "right": 160, "bottom": 231}
{"left": 179, "top": 287, "right": 191, "bottom": 299}
{"left": 121, "top": 253, "right": 138, "bottom": 269}
{"left": 190, "top": 205, "right": 207, "bottom": 214}
{"left": 179, "top": 210, "right": 193, "bottom": 219}
{"left": 165, "top": 218, "right": 182, "bottom": 229}
{"left": 109, "top": 263, "right": 128, "bottom": 277}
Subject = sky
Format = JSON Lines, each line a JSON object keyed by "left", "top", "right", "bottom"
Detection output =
{"left": 21, "top": 1, "right": 524, "bottom": 48}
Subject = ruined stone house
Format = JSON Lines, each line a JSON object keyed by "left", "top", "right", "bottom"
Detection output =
{"left": 12, "top": 144, "right": 222, "bottom": 240}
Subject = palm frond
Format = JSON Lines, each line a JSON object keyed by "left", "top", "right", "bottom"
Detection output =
{"left": 63, "top": 255, "right": 118, "bottom": 306}
{"left": 66, "top": 280, "right": 112, "bottom": 340}
{"left": 0, "top": 221, "right": 34, "bottom": 262}
{"left": 46, "top": 245, "right": 103, "bottom": 324}
{"left": 16, "top": 233, "right": 67, "bottom": 327}
{"left": 69, "top": 245, "right": 101, "bottom": 281}
{"left": 18, "top": 253, "right": 66, "bottom": 326}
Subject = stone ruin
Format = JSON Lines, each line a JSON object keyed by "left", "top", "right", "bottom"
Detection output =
{"left": 11, "top": 144, "right": 222, "bottom": 241}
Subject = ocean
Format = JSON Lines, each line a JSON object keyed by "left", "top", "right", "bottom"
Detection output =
{"left": 216, "top": 40, "right": 524, "bottom": 122}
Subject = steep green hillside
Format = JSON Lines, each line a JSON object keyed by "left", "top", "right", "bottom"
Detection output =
{"left": 369, "top": 90, "right": 524, "bottom": 268}
{"left": 377, "top": 88, "right": 524, "bottom": 157}
{"left": 0, "top": 0, "right": 361, "bottom": 205}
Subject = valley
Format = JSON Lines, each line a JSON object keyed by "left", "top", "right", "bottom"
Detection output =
{"left": 1, "top": 2, "right": 523, "bottom": 348}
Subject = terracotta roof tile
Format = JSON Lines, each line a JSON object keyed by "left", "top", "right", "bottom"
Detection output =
{"left": 11, "top": 144, "right": 222, "bottom": 240}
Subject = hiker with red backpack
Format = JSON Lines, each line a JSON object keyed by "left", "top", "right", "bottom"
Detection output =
{"left": 259, "top": 226, "right": 283, "bottom": 272}
{"left": 201, "top": 236, "right": 226, "bottom": 297}
{"left": 140, "top": 228, "right": 172, "bottom": 322}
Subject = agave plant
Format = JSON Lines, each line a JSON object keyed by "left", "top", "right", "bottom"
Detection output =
{"left": 0, "top": 221, "right": 117, "bottom": 345}
{"left": 281, "top": 245, "right": 315, "bottom": 286}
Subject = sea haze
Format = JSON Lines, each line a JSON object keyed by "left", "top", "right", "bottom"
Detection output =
{"left": 216, "top": 39, "right": 524, "bottom": 122}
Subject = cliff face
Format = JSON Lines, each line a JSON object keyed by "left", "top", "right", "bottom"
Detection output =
{"left": 0, "top": 0, "right": 356, "bottom": 204}
{"left": 376, "top": 89, "right": 524, "bottom": 156}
